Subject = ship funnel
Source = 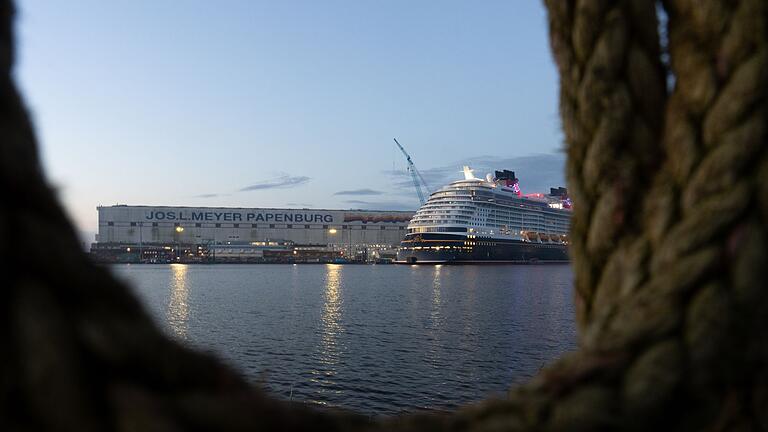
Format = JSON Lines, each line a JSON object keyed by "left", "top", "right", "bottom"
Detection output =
{"left": 462, "top": 166, "right": 476, "bottom": 180}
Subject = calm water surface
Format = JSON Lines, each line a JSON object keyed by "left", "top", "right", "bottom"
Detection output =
{"left": 112, "top": 263, "right": 576, "bottom": 415}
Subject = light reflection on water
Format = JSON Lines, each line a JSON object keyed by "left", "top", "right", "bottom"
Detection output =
{"left": 430, "top": 265, "right": 442, "bottom": 328}
{"left": 319, "top": 264, "right": 344, "bottom": 370}
{"left": 426, "top": 265, "right": 443, "bottom": 367}
{"left": 166, "top": 263, "right": 189, "bottom": 339}
{"left": 116, "top": 263, "right": 576, "bottom": 415}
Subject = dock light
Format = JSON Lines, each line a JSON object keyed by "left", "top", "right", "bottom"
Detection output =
{"left": 329, "top": 228, "right": 337, "bottom": 234}
{"left": 126, "top": 247, "right": 131, "bottom": 252}
{"left": 175, "top": 226, "right": 184, "bottom": 233}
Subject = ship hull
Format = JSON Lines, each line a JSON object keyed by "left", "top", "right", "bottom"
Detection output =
{"left": 395, "top": 233, "right": 569, "bottom": 264}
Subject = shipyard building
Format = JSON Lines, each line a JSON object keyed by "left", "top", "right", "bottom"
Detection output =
{"left": 92, "top": 205, "right": 414, "bottom": 263}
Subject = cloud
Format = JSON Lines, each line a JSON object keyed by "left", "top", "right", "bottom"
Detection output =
{"left": 240, "top": 175, "right": 310, "bottom": 191}
{"left": 333, "top": 188, "right": 384, "bottom": 196}
{"left": 286, "top": 202, "right": 314, "bottom": 207}
{"left": 188, "top": 174, "right": 310, "bottom": 201}
{"left": 386, "top": 153, "right": 566, "bottom": 196}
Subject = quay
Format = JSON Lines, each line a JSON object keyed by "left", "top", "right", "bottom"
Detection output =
{"left": 89, "top": 241, "right": 398, "bottom": 264}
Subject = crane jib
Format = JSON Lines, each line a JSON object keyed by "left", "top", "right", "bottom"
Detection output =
{"left": 394, "top": 138, "right": 430, "bottom": 205}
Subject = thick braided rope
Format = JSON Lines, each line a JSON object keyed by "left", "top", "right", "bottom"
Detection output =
{"left": 0, "top": 2, "right": 372, "bottom": 431}
{"left": 441, "top": 0, "right": 767, "bottom": 429}
{"left": 544, "top": 0, "right": 668, "bottom": 329}
{"left": 566, "top": 0, "right": 768, "bottom": 429}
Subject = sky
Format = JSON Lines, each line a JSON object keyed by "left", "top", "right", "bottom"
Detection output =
{"left": 13, "top": 1, "right": 564, "bottom": 242}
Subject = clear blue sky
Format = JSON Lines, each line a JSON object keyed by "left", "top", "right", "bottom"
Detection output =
{"left": 14, "top": 0, "right": 564, "bottom": 240}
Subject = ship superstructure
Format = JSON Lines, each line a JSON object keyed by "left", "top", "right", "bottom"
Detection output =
{"left": 396, "top": 166, "right": 571, "bottom": 264}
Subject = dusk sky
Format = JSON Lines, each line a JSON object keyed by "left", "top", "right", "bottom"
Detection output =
{"left": 14, "top": 1, "right": 564, "bottom": 241}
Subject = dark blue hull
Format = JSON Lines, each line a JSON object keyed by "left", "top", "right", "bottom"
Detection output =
{"left": 395, "top": 233, "right": 569, "bottom": 264}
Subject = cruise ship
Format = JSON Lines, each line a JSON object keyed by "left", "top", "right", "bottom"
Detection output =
{"left": 396, "top": 166, "right": 571, "bottom": 264}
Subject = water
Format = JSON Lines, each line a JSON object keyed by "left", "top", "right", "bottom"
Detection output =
{"left": 112, "top": 263, "right": 576, "bottom": 415}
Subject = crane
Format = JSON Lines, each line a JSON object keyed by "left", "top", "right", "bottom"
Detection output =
{"left": 393, "top": 138, "right": 430, "bottom": 205}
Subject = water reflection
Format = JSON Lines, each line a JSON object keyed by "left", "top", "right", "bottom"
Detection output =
{"left": 120, "top": 264, "right": 577, "bottom": 415}
{"left": 166, "top": 263, "right": 189, "bottom": 339}
{"left": 430, "top": 265, "right": 443, "bottom": 328}
{"left": 425, "top": 265, "right": 444, "bottom": 368}
{"left": 320, "top": 264, "right": 344, "bottom": 368}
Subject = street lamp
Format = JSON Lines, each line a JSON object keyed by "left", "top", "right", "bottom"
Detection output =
{"left": 346, "top": 225, "right": 352, "bottom": 260}
{"left": 137, "top": 221, "right": 143, "bottom": 263}
{"left": 175, "top": 226, "right": 184, "bottom": 261}
{"left": 327, "top": 228, "right": 339, "bottom": 260}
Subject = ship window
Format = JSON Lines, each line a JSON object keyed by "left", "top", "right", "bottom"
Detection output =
{"left": 174, "top": 222, "right": 180, "bottom": 227}
{"left": 234, "top": 223, "right": 239, "bottom": 228}
{"left": 269, "top": 224, "right": 275, "bottom": 228}
{"left": 305, "top": 225, "right": 310, "bottom": 229}
{"left": 215, "top": 223, "right": 221, "bottom": 228}
{"left": 152, "top": 222, "right": 158, "bottom": 227}
{"left": 362, "top": 226, "right": 366, "bottom": 230}
{"left": 108, "top": 221, "right": 114, "bottom": 226}
{"left": 195, "top": 223, "right": 202, "bottom": 228}
{"left": 252, "top": 224, "right": 257, "bottom": 228}
{"left": 130, "top": 222, "right": 136, "bottom": 227}
{"left": 381, "top": 226, "right": 386, "bottom": 230}
{"left": 287, "top": 224, "right": 293, "bottom": 228}
{"left": 323, "top": 225, "right": 328, "bottom": 229}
